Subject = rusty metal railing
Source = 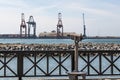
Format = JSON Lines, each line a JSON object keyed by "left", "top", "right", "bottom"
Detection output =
{"left": 0, "top": 50, "right": 120, "bottom": 80}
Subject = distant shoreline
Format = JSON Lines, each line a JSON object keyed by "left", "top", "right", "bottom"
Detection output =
{"left": 85, "top": 36, "right": 120, "bottom": 39}
{"left": 0, "top": 36, "right": 120, "bottom": 39}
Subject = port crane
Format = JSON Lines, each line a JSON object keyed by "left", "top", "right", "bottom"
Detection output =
{"left": 20, "top": 13, "right": 27, "bottom": 37}
{"left": 27, "top": 16, "right": 36, "bottom": 38}
{"left": 57, "top": 13, "right": 63, "bottom": 38}
{"left": 83, "top": 13, "right": 86, "bottom": 37}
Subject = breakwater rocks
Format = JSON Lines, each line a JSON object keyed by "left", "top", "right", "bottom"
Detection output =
{"left": 0, "top": 43, "right": 120, "bottom": 57}
{"left": 0, "top": 43, "right": 120, "bottom": 51}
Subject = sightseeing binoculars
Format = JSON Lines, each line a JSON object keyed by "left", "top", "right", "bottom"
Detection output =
{"left": 67, "top": 34, "right": 83, "bottom": 41}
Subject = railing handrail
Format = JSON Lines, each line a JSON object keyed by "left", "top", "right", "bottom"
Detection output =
{"left": 0, "top": 50, "right": 120, "bottom": 53}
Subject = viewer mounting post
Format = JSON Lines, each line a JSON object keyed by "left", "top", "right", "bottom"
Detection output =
{"left": 68, "top": 34, "right": 86, "bottom": 80}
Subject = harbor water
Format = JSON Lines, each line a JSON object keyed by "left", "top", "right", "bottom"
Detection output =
{"left": 0, "top": 38, "right": 120, "bottom": 44}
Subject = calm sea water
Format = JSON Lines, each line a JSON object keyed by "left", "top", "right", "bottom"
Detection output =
{"left": 83, "top": 38, "right": 120, "bottom": 44}
{"left": 0, "top": 38, "right": 120, "bottom": 44}
{"left": 0, "top": 39, "right": 73, "bottom": 44}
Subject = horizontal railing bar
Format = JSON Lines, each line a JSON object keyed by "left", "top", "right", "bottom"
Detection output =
{"left": 0, "top": 50, "right": 74, "bottom": 53}
{"left": 0, "top": 50, "right": 120, "bottom": 53}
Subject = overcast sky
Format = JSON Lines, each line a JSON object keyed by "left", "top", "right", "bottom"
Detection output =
{"left": 0, "top": 0, "right": 120, "bottom": 36}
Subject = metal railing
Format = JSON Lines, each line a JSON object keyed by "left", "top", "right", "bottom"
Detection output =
{"left": 0, "top": 50, "right": 120, "bottom": 80}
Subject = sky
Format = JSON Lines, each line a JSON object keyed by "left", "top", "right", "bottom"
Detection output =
{"left": 0, "top": 0, "right": 120, "bottom": 36}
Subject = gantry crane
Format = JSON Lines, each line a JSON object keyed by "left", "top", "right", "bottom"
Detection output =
{"left": 57, "top": 13, "right": 63, "bottom": 38}
{"left": 27, "top": 16, "right": 36, "bottom": 38}
{"left": 20, "top": 13, "right": 27, "bottom": 37}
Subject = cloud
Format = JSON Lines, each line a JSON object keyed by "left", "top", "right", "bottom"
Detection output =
{"left": 0, "top": 0, "right": 27, "bottom": 8}
{"left": 57, "top": 2, "right": 116, "bottom": 17}
{"left": 0, "top": 0, "right": 120, "bottom": 36}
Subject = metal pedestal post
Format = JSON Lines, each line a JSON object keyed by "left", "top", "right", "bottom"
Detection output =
{"left": 68, "top": 34, "right": 86, "bottom": 80}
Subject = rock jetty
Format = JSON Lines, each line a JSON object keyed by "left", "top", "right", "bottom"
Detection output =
{"left": 0, "top": 43, "right": 119, "bottom": 51}
{"left": 0, "top": 43, "right": 119, "bottom": 57}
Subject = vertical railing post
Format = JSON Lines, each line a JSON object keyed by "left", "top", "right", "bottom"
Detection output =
{"left": 99, "top": 52, "right": 102, "bottom": 75}
{"left": 17, "top": 53, "right": 23, "bottom": 80}
{"left": 71, "top": 52, "right": 74, "bottom": 71}
{"left": 59, "top": 53, "right": 61, "bottom": 75}
{"left": 111, "top": 52, "right": 113, "bottom": 74}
